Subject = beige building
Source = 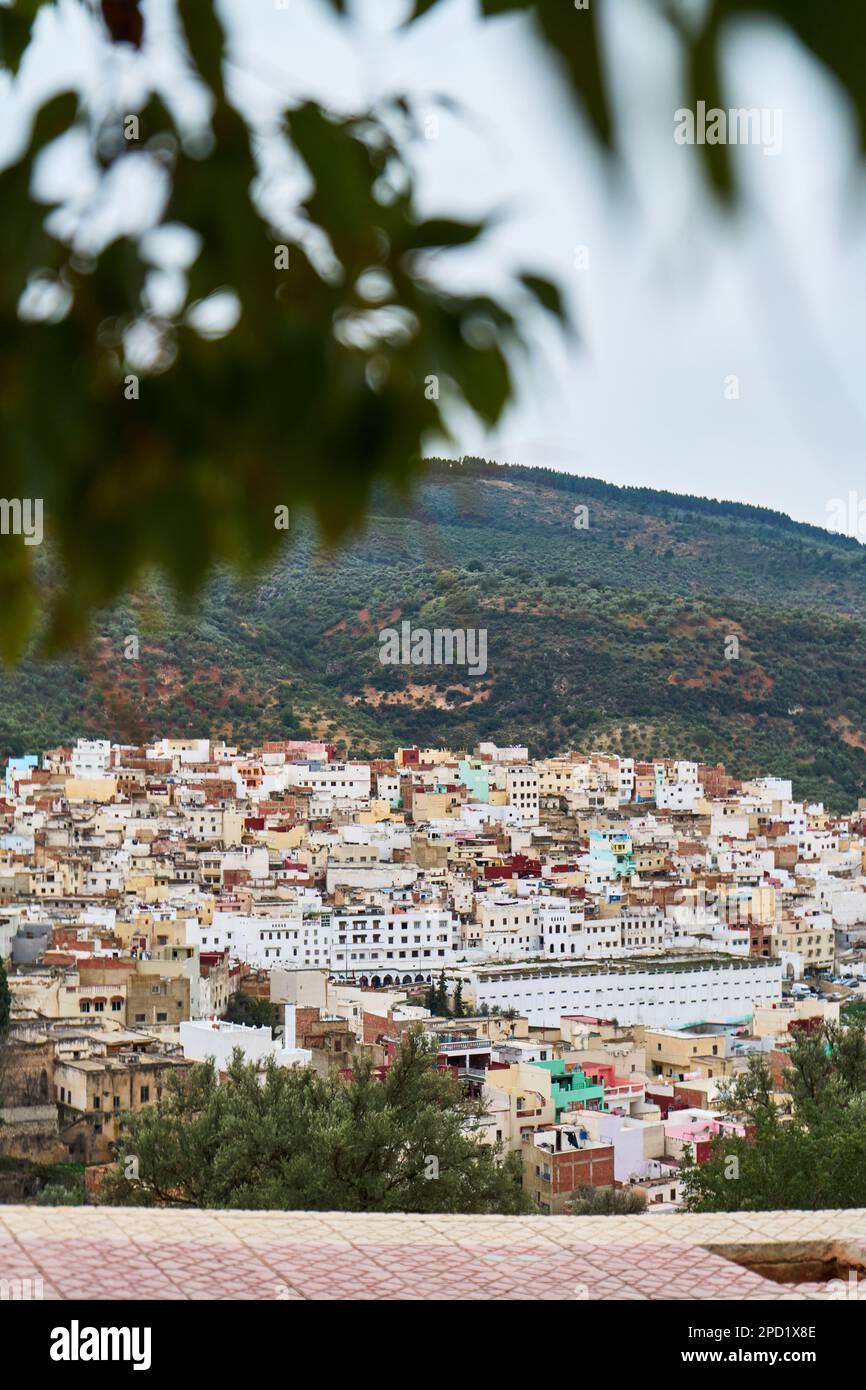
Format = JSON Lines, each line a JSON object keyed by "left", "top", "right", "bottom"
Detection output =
{"left": 773, "top": 918, "right": 835, "bottom": 969}
{"left": 752, "top": 997, "right": 840, "bottom": 1039}
{"left": 9, "top": 971, "right": 127, "bottom": 1022}
{"left": 718, "top": 882, "right": 776, "bottom": 926}
{"left": 641, "top": 1027, "right": 729, "bottom": 1081}
{"left": 481, "top": 1062, "right": 556, "bottom": 1152}
{"left": 55, "top": 1051, "right": 191, "bottom": 1162}
{"left": 64, "top": 776, "right": 118, "bottom": 802}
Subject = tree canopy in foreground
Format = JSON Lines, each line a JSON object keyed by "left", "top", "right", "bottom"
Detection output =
{"left": 101, "top": 1030, "right": 528, "bottom": 1213}
{"left": 683, "top": 1022, "right": 866, "bottom": 1212}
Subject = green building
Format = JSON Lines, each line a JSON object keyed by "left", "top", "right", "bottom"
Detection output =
{"left": 529, "top": 1058, "right": 605, "bottom": 1118}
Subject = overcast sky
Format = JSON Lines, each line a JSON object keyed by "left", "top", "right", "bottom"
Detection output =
{"left": 7, "top": 0, "right": 866, "bottom": 531}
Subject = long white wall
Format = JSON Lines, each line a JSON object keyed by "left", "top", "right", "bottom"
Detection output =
{"left": 468, "top": 959, "right": 782, "bottom": 1027}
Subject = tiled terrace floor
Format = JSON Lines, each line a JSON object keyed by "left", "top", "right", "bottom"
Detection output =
{"left": 1, "top": 1205, "right": 865, "bottom": 1300}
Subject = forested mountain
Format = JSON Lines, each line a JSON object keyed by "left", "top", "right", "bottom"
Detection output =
{"left": 3, "top": 458, "right": 865, "bottom": 810}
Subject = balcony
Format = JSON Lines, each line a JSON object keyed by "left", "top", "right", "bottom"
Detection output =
{"left": 600, "top": 1082, "right": 643, "bottom": 1103}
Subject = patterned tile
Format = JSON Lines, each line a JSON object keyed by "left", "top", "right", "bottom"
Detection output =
{"left": 1, "top": 1205, "right": 863, "bottom": 1300}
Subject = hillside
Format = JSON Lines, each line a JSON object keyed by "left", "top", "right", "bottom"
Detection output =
{"left": 3, "top": 458, "right": 866, "bottom": 810}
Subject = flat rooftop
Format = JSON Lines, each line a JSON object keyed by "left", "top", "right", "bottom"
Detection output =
{"left": 2, "top": 1206, "right": 864, "bottom": 1300}
{"left": 472, "top": 955, "right": 782, "bottom": 981}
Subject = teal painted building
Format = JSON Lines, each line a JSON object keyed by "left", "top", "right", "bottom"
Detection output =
{"left": 529, "top": 1059, "right": 605, "bottom": 1117}
{"left": 588, "top": 828, "right": 635, "bottom": 879}
{"left": 457, "top": 759, "right": 490, "bottom": 803}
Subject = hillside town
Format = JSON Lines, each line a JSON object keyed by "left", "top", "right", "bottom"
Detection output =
{"left": 2, "top": 735, "right": 865, "bottom": 1213}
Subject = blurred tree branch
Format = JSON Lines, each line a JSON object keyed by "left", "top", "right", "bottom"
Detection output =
{"left": 0, "top": 0, "right": 863, "bottom": 656}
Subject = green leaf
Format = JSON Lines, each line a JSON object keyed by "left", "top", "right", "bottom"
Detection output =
{"left": 402, "top": 218, "right": 485, "bottom": 251}
{"left": 535, "top": 0, "right": 613, "bottom": 149}
{"left": 722, "top": 0, "right": 866, "bottom": 156}
{"left": 0, "top": 0, "right": 47, "bottom": 74}
{"left": 99, "top": 0, "right": 143, "bottom": 48}
{"left": 289, "top": 103, "right": 385, "bottom": 272}
{"left": 458, "top": 342, "right": 511, "bottom": 425}
{"left": 519, "top": 271, "right": 570, "bottom": 326}
{"left": 27, "top": 86, "right": 78, "bottom": 147}
{"left": 177, "top": 0, "right": 226, "bottom": 100}
{"left": 686, "top": 4, "right": 735, "bottom": 204}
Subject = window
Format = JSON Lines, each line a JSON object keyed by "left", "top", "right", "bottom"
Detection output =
{"left": 140, "top": 1086, "right": 150, "bottom": 1103}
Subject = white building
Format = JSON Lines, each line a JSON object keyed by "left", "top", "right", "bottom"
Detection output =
{"left": 463, "top": 956, "right": 782, "bottom": 1027}
{"left": 500, "top": 765, "right": 539, "bottom": 823}
{"left": 190, "top": 905, "right": 460, "bottom": 982}
{"left": 655, "top": 762, "right": 703, "bottom": 812}
{"left": 619, "top": 907, "right": 666, "bottom": 954}
{"left": 70, "top": 740, "right": 111, "bottom": 778}
{"left": 193, "top": 909, "right": 330, "bottom": 969}
{"left": 329, "top": 907, "right": 460, "bottom": 982}
{"left": 478, "top": 742, "right": 529, "bottom": 763}
{"left": 179, "top": 1006, "right": 311, "bottom": 1070}
{"left": 283, "top": 761, "right": 371, "bottom": 802}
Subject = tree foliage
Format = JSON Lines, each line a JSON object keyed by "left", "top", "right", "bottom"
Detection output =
{"left": 0, "top": 953, "right": 11, "bottom": 1036}
{"left": 570, "top": 1184, "right": 647, "bottom": 1216}
{"left": 0, "top": 2, "right": 557, "bottom": 655}
{"left": 0, "top": 460, "right": 863, "bottom": 807}
{"left": 101, "top": 1029, "right": 528, "bottom": 1213}
{"left": 452, "top": 981, "right": 465, "bottom": 1019}
{"left": 222, "top": 991, "right": 280, "bottom": 1030}
{"left": 682, "top": 1025, "right": 866, "bottom": 1213}
{"left": 423, "top": 969, "right": 450, "bottom": 1016}
{"left": 2, "top": 0, "right": 864, "bottom": 652}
